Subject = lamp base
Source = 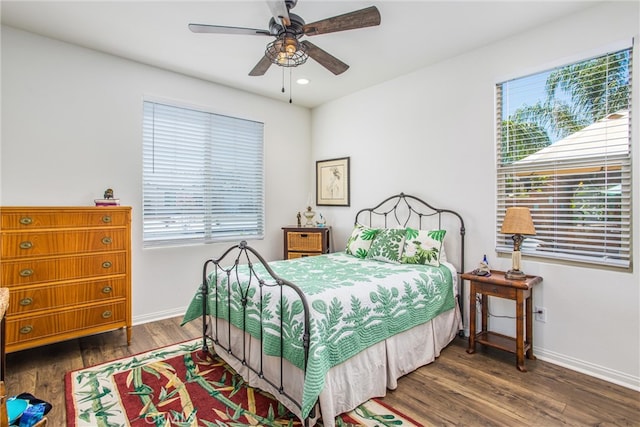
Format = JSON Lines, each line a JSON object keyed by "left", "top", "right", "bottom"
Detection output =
{"left": 505, "top": 269, "right": 527, "bottom": 280}
{"left": 303, "top": 207, "right": 315, "bottom": 227}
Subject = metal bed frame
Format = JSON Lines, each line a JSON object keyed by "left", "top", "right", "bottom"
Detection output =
{"left": 199, "top": 192, "right": 465, "bottom": 425}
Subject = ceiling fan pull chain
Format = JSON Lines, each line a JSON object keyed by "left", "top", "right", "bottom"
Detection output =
{"left": 289, "top": 68, "right": 293, "bottom": 103}
{"left": 281, "top": 66, "right": 285, "bottom": 93}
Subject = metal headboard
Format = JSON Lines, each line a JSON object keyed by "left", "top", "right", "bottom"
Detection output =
{"left": 355, "top": 192, "right": 466, "bottom": 334}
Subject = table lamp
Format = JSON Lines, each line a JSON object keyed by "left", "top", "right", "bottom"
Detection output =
{"left": 500, "top": 207, "right": 536, "bottom": 280}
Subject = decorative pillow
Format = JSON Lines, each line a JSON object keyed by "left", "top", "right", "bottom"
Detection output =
{"left": 440, "top": 241, "right": 448, "bottom": 263}
{"left": 401, "top": 228, "right": 447, "bottom": 266}
{"left": 366, "top": 228, "right": 407, "bottom": 264}
{"left": 345, "top": 224, "right": 379, "bottom": 259}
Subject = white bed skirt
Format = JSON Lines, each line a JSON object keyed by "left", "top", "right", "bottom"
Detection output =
{"left": 206, "top": 303, "right": 461, "bottom": 426}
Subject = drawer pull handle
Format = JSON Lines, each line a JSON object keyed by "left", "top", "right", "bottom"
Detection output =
{"left": 300, "top": 234, "right": 308, "bottom": 238}
{"left": 19, "top": 217, "right": 33, "bottom": 225}
{"left": 101, "top": 237, "right": 113, "bottom": 245}
{"left": 102, "top": 310, "right": 112, "bottom": 319}
{"left": 102, "top": 286, "right": 113, "bottom": 294}
{"left": 102, "top": 215, "right": 112, "bottom": 223}
{"left": 19, "top": 241, "right": 33, "bottom": 250}
{"left": 19, "top": 268, "right": 34, "bottom": 277}
{"left": 19, "top": 325, "right": 33, "bottom": 334}
{"left": 102, "top": 261, "right": 112, "bottom": 269}
{"left": 19, "top": 297, "right": 33, "bottom": 306}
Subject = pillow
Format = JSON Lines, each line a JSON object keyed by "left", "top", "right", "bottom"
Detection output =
{"left": 440, "top": 241, "right": 448, "bottom": 263}
{"left": 401, "top": 228, "right": 447, "bottom": 266}
{"left": 345, "top": 224, "right": 379, "bottom": 259}
{"left": 366, "top": 228, "right": 407, "bottom": 264}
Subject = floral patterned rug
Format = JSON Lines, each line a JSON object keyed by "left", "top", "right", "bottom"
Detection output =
{"left": 65, "top": 339, "right": 422, "bottom": 426}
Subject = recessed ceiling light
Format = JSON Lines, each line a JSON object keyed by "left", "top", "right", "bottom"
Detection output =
{"left": 296, "top": 78, "right": 310, "bottom": 85}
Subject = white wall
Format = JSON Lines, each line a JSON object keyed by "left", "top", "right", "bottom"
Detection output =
{"left": 1, "top": 26, "right": 312, "bottom": 323}
{"left": 311, "top": 2, "right": 639, "bottom": 390}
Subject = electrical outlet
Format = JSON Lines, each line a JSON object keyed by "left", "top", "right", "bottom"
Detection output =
{"left": 535, "top": 306, "right": 547, "bottom": 322}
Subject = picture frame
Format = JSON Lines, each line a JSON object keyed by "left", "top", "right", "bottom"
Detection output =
{"left": 316, "top": 156, "right": 350, "bottom": 206}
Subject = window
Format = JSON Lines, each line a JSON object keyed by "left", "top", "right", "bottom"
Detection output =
{"left": 496, "top": 46, "right": 632, "bottom": 268}
{"left": 143, "top": 101, "right": 264, "bottom": 247}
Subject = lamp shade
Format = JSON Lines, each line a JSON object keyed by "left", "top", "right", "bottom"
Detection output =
{"left": 500, "top": 207, "right": 536, "bottom": 235}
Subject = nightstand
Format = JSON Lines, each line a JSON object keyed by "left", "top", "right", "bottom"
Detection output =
{"left": 282, "top": 226, "right": 330, "bottom": 259}
{"left": 462, "top": 270, "right": 542, "bottom": 372}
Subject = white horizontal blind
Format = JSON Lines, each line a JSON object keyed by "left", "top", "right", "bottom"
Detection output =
{"left": 496, "top": 47, "right": 632, "bottom": 268}
{"left": 143, "top": 101, "right": 264, "bottom": 247}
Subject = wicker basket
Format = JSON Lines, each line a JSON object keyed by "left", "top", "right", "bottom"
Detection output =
{"left": 287, "top": 232, "right": 323, "bottom": 252}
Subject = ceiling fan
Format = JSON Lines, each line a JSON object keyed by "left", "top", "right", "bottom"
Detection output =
{"left": 189, "top": 0, "right": 381, "bottom": 76}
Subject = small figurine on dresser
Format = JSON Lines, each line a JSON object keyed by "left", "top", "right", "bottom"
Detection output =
{"left": 297, "top": 211, "right": 302, "bottom": 227}
{"left": 472, "top": 255, "right": 491, "bottom": 276}
{"left": 95, "top": 188, "right": 120, "bottom": 206}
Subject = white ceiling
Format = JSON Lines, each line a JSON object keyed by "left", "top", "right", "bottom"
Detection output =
{"left": 1, "top": 0, "right": 600, "bottom": 108}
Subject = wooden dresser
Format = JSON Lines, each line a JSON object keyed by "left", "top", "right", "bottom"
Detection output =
{"left": 0, "top": 206, "right": 131, "bottom": 353}
{"left": 282, "top": 226, "right": 330, "bottom": 259}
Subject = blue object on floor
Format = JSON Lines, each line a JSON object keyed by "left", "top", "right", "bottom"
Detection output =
{"left": 6, "top": 398, "right": 28, "bottom": 424}
{"left": 19, "top": 403, "right": 45, "bottom": 427}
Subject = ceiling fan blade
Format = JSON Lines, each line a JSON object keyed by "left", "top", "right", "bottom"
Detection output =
{"left": 301, "top": 41, "right": 349, "bottom": 75}
{"left": 189, "top": 23, "right": 271, "bottom": 36}
{"left": 249, "top": 55, "right": 273, "bottom": 76}
{"left": 302, "top": 6, "right": 381, "bottom": 36}
{"left": 266, "top": 1, "right": 291, "bottom": 27}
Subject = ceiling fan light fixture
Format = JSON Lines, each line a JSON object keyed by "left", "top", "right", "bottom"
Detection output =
{"left": 265, "top": 35, "right": 308, "bottom": 67}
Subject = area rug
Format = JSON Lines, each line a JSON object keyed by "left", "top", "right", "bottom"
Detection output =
{"left": 65, "top": 339, "right": 422, "bottom": 426}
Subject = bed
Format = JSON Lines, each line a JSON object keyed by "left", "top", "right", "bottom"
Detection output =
{"left": 182, "top": 192, "right": 465, "bottom": 426}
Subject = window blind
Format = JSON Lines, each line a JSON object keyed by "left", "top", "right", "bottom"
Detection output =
{"left": 143, "top": 101, "right": 265, "bottom": 247}
{"left": 496, "top": 47, "right": 632, "bottom": 268}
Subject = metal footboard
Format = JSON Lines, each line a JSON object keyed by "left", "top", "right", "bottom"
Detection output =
{"left": 200, "top": 240, "right": 314, "bottom": 424}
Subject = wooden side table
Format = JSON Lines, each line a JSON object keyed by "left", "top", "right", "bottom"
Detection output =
{"left": 282, "top": 226, "right": 331, "bottom": 259}
{"left": 462, "top": 270, "right": 542, "bottom": 371}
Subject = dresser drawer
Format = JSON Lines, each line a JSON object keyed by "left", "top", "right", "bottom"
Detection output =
{"left": 1, "top": 252, "right": 127, "bottom": 286}
{"left": 474, "top": 281, "right": 518, "bottom": 299}
{"left": 1, "top": 207, "right": 129, "bottom": 230}
{"left": 287, "top": 232, "right": 323, "bottom": 252}
{"left": 8, "top": 277, "right": 127, "bottom": 315}
{"left": 6, "top": 301, "right": 126, "bottom": 348}
{"left": 287, "top": 252, "right": 322, "bottom": 259}
{"left": 1, "top": 228, "right": 128, "bottom": 259}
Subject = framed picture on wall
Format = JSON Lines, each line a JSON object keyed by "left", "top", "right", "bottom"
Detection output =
{"left": 316, "top": 157, "right": 350, "bottom": 206}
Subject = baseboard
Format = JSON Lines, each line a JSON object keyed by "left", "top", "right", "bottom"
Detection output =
{"left": 534, "top": 346, "right": 640, "bottom": 392}
{"left": 132, "top": 307, "right": 187, "bottom": 326}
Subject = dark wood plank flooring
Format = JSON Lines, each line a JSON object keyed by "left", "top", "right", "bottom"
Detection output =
{"left": 5, "top": 316, "right": 639, "bottom": 426}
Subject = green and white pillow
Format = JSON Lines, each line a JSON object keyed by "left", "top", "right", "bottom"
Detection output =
{"left": 345, "top": 224, "right": 379, "bottom": 259}
{"left": 401, "top": 228, "right": 447, "bottom": 267}
{"left": 366, "top": 228, "right": 407, "bottom": 264}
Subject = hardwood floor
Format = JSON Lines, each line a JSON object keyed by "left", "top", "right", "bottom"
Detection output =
{"left": 5, "top": 316, "right": 639, "bottom": 426}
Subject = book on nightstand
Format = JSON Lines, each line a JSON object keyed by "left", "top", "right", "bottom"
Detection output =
{"left": 94, "top": 198, "right": 121, "bottom": 206}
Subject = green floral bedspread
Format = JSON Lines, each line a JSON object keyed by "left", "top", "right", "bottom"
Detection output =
{"left": 182, "top": 251, "right": 455, "bottom": 419}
